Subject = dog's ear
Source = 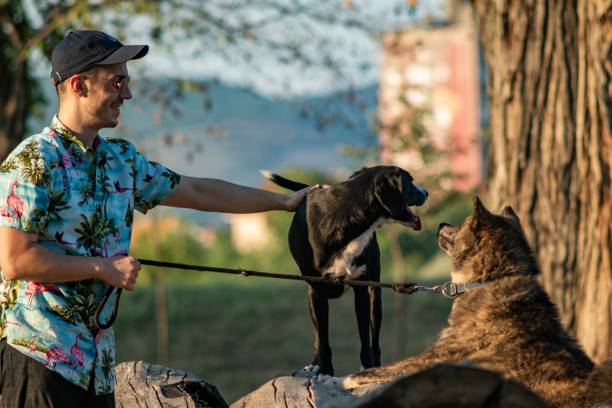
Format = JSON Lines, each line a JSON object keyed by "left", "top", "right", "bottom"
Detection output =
{"left": 349, "top": 167, "right": 369, "bottom": 179}
{"left": 472, "top": 196, "right": 494, "bottom": 226}
{"left": 501, "top": 205, "right": 526, "bottom": 232}
{"left": 502, "top": 205, "right": 520, "bottom": 221}
{"left": 375, "top": 170, "right": 405, "bottom": 218}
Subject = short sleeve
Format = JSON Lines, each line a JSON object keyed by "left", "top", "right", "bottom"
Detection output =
{"left": 0, "top": 139, "right": 51, "bottom": 234}
{"left": 133, "top": 151, "right": 181, "bottom": 214}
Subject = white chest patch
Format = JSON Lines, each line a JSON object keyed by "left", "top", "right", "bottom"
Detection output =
{"left": 323, "top": 218, "right": 390, "bottom": 280}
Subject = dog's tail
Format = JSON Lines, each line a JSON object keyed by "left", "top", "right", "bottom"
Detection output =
{"left": 260, "top": 170, "right": 308, "bottom": 191}
{"left": 586, "top": 360, "right": 612, "bottom": 407}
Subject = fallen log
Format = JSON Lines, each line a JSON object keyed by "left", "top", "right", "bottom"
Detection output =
{"left": 114, "top": 361, "right": 228, "bottom": 408}
{"left": 231, "top": 364, "right": 549, "bottom": 408}
{"left": 1, "top": 362, "right": 549, "bottom": 407}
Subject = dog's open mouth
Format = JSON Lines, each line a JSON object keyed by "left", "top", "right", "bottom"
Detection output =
{"left": 399, "top": 208, "right": 422, "bottom": 231}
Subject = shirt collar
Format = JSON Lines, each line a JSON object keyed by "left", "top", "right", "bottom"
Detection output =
{"left": 50, "top": 115, "right": 102, "bottom": 153}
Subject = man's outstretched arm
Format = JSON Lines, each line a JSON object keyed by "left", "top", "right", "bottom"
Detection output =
{"left": 0, "top": 227, "right": 140, "bottom": 290}
{"left": 161, "top": 175, "right": 315, "bottom": 213}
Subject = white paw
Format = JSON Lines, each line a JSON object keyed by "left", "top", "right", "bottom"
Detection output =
{"left": 293, "top": 364, "right": 320, "bottom": 378}
{"left": 312, "top": 374, "right": 358, "bottom": 390}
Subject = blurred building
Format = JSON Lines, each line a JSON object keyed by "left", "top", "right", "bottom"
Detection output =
{"left": 379, "top": 2, "right": 483, "bottom": 191}
{"left": 226, "top": 178, "right": 279, "bottom": 254}
{"left": 132, "top": 212, "right": 217, "bottom": 248}
{"left": 227, "top": 212, "right": 277, "bottom": 253}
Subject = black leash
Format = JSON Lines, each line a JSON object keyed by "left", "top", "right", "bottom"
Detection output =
{"left": 93, "top": 259, "right": 458, "bottom": 330}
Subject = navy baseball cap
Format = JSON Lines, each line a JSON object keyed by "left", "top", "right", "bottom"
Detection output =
{"left": 51, "top": 30, "right": 148, "bottom": 86}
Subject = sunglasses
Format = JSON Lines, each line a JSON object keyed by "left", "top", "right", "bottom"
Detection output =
{"left": 81, "top": 74, "right": 131, "bottom": 92}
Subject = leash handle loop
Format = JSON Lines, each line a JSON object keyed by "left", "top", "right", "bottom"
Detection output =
{"left": 94, "top": 286, "right": 123, "bottom": 330}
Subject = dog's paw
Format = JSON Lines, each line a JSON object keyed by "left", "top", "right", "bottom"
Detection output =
{"left": 340, "top": 374, "right": 366, "bottom": 390}
{"left": 313, "top": 373, "right": 344, "bottom": 388}
{"left": 313, "top": 374, "right": 360, "bottom": 390}
{"left": 292, "top": 364, "right": 320, "bottom": 378}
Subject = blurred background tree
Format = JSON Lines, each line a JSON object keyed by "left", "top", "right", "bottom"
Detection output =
{"left": 473, "top": 0, "right": 611, "bottom": 363}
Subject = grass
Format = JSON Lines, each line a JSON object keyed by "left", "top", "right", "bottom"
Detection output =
{"left": 113, "top": 278, "right": 452, "bottom": 403}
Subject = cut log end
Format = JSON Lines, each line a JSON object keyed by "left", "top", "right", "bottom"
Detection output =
{"left": 114, "top": 361, "right": 228, "bottom": 408}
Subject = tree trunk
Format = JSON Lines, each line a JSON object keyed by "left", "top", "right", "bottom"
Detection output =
{"left": 472, "top": 0, "right": 611, "bottom": 363}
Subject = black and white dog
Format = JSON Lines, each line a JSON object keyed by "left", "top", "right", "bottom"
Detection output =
{"left": 263, "top": 166, "right": 428, "bottom": 376}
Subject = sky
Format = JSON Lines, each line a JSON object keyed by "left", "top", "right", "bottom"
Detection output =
{"left": 135, "top": 0, "right": 448, "bottom": 97}
{"left": 28, "top": 0, "right": 448, "bottom": 98}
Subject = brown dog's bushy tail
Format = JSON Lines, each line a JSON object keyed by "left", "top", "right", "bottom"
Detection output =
{"left": 586, "top": 360, "right": 612, "bottom": 407}
{"left": 260, "top": 170, "right": 308, "bottom": 192}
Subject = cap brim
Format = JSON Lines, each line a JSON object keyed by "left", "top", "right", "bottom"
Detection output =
{"left": 97, "top": 45, "right": 149, "bottom": 65}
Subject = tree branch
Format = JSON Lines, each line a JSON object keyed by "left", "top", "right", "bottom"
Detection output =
{"left": 0, "top": 12, "right": 23, "bottom": 50}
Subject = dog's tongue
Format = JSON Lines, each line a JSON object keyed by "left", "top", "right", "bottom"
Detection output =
{"left": 411, "top": 214, "right": 422, "bottom": 231}
{"left": 405, "top": 209, "right": 422, "bottom": 231}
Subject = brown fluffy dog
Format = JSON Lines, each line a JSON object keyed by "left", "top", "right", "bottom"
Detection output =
{"left": 339, "top": 197, "right": 607, "bottom": 408}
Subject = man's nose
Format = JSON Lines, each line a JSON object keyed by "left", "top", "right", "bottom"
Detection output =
{"left": 121, "top": 85, "right": 132, "bottom": 100}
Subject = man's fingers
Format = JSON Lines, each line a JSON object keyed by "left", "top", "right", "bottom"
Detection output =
{"left": 307, "top": 183, "right": 330, "bottom": 192}
{"left": 124, "top": 277, "right": 136, "bottom": 291}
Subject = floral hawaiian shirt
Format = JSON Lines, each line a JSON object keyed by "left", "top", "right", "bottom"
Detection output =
{"left": 0, "top": 115, "right": 180, "bottom": 394}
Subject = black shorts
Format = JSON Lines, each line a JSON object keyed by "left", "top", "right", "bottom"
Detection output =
{"left": 0, "top": 339, "right": 114, "bottom": 408}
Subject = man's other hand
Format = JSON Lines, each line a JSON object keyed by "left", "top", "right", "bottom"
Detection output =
{"left": 99, "top": 256, "right": 141, "bottom": 291}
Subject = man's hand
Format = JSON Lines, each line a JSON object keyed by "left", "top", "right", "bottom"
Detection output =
{"left": 98, "top": 256, "right": 141, "bottom": 291}
{"left": 284, "top": 184, "right": 327, "bottom": 212}
{"left": 0, "top": 226, "right": 142, "bottom": 285}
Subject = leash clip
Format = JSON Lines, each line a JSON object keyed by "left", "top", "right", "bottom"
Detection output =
{"left": 415, "top": 284, "right": 442, "bottom": 293}
{"left": 240, "top": 269, "right": 250, "bottom": 277}
{"left": 441, "top": 282, "right": 458, "bottom": 298}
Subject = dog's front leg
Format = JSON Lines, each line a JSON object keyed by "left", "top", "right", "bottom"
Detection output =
{"left": 341, "top": 351, "right": 443, "bottom": 389}
{"left": 354, "top": 286, "right": 374, "bottom": 370}
{"left": 369, "top": 285, "right": 382, "bottom": 367}
{"left": 308, "top": 284, "right": 333, "bottom": 376}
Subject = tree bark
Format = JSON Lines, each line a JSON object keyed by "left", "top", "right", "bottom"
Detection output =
{"left": 472, "top": 0, "right": 611, "bottom": 363}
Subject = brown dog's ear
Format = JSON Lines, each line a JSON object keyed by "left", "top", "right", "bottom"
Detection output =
{"left": 473, "top": 196, "right": 493, "bottom": 224}
{"left": 375, "top": 171, "right": 404, "bottom": 218}
{"left": 502, "top": 205, "right": 520, "bottom": 221}
{"left": 501, "top": 205, "right": 526, "bottom": 232}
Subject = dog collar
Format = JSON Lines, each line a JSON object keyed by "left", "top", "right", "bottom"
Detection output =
{"left": 440, "top": 281, "right": 487, "bottom": 298}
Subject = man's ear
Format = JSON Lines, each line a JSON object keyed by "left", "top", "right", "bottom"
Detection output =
{"left": 375, "top": 171, "right": 404, "bottom": 218}
{"left": 68, "top": 75, "right": 87, "bottom": 97}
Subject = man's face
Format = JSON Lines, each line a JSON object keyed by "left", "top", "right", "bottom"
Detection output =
{"left": 80, "top": 63, "right": 132, "bottom": 130}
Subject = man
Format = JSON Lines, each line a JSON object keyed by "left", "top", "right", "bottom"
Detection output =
{"left": 0, "top": 30, "right": 315, "bottom": 407}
